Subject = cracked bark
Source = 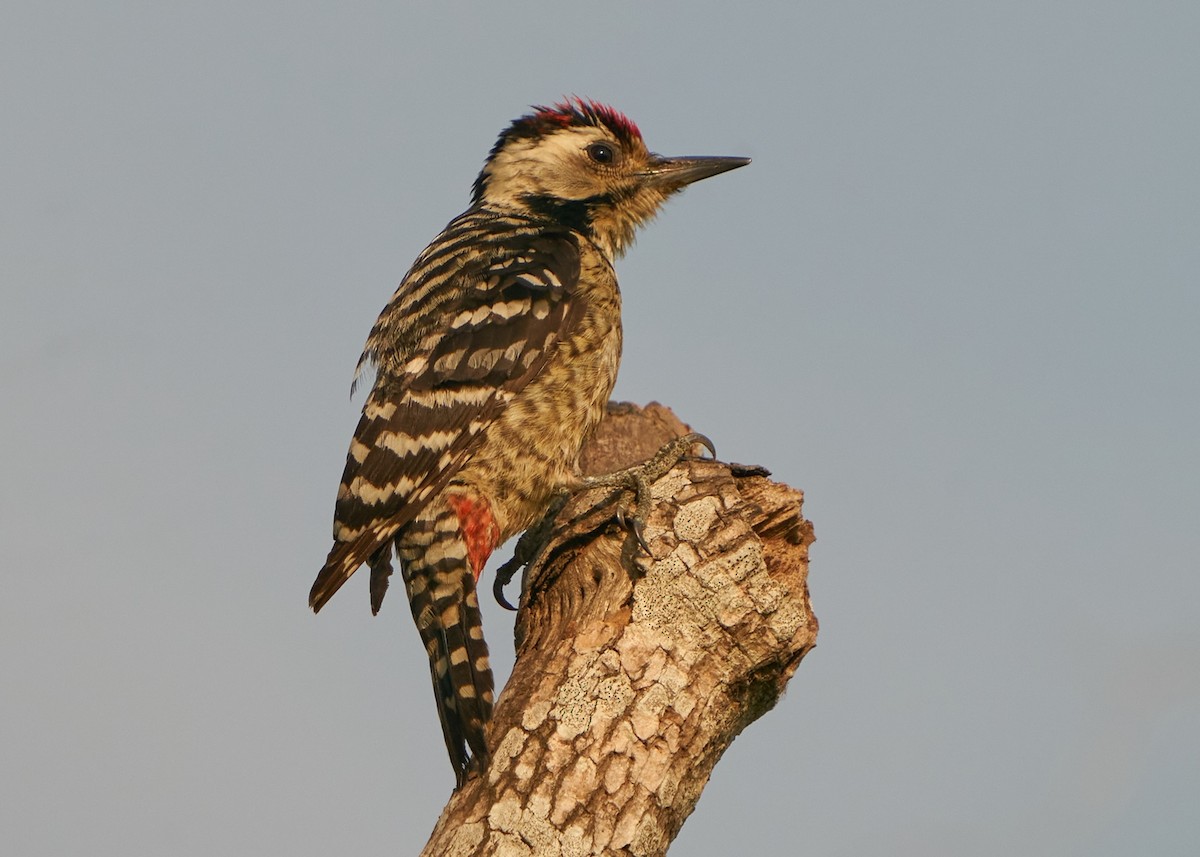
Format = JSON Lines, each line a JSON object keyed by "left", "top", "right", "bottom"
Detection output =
{"left": 421, "top": 402, "right": 817, "bottom": 856}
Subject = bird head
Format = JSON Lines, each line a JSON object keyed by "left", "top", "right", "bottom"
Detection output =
{"left": 471, "top": 98, "right": 749, "bottom": 258}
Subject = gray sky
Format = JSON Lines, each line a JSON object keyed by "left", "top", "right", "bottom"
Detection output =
{"left": 3, "top": 2, "right": 1198, "bottom": 854}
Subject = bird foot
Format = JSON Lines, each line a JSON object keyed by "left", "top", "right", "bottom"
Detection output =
{"left": 493, "top": 490, "right": 571, "bottom": 611}
{"left": 493, "top": 432, "right": 714, "bottom": 609}
{"left": 578, "top": 431, "right": 715, "bottom": 564}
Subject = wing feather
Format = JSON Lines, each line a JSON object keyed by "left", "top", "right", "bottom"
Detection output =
{"left": 310, "top": 218, "right": 583, "bottom": 611}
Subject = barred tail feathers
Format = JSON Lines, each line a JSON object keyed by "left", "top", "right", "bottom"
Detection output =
{"left": 369, "top": 546, "right": 393, "bottom": 615}
{"left": 310, "top": 525, "right": 400, "bottom": 613}
{"left": 396, "top": 501, "right": 495, "bottom": 784}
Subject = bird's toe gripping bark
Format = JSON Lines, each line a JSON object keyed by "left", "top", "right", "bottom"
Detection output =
{"left": 492, "top": 433, "right": 715, "bottom": 609}
{"left": 584, "top": 432, "right": 715, "bottom": 566}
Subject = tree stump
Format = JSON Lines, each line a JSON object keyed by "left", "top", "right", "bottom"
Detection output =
{"left": 421, "top": 403, "right": 817, "bottom": 856}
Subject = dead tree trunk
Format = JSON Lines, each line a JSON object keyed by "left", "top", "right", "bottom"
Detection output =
{"left": 421, "top": 403, "right": 817, "bottom": 856}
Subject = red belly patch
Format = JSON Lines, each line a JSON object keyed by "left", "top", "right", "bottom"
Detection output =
{"left": 446, "top": 493, "right": 500, "bottom": 582}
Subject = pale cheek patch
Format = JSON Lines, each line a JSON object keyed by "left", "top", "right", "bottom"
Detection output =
{"left": 481, "top": 127, "right": 613, "bottom": 201}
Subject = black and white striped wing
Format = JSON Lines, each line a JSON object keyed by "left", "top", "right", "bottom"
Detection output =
{"left": 309, "top": 228, "right": 583, "bottom": 612}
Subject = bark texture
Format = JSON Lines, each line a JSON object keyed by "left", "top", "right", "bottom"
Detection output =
{"left": 421, "top": 402, "right": 817, "bottom": 856}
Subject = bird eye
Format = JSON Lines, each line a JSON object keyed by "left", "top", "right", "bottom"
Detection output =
{"left": 586, "top": 142, "right": 616, "bottom": 165}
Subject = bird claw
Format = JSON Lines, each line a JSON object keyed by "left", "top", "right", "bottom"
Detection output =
{"left": 492, "top": 434, "right": 714, "bottom": 608}
{"left": 692, "top": 433, "right": 717, "bottom": 460}
{"left": 582, "top": 432, "right": 714, "bottom": 561}
{"left": 492, "top": 556, "right": 521, "bottom": 611}
{"left": 616, "top": 505, "right": 651, "bottom": 555}
{"left": 492, "top": 489, "right": 571, "bottom": 611}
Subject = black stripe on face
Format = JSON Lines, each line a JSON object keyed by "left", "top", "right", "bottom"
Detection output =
{"left": 521, "top": 193, "right": 614, "bottom": 234}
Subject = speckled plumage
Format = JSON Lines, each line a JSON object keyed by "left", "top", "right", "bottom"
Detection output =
{"left": 310, "top": 99, "right": 748, "bottom": 787}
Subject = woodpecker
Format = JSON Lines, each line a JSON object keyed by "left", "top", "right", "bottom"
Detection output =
{"left": 310, "top": 98, "right": 748, "bottom": 787}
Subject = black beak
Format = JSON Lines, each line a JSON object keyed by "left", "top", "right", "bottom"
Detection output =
{"left": 641, "top": 155, "right": 751, "bottom": 189}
